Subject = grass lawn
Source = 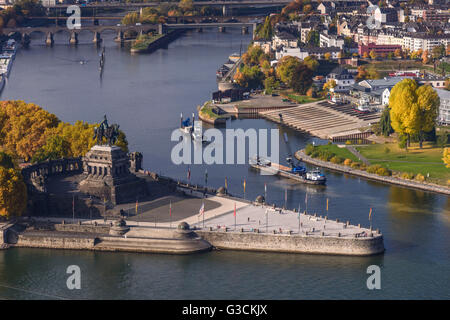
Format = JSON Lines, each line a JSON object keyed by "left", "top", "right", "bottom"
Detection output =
{"left": 315, "top": 144, "right": 360, "bottom": 163}
{"left": 356, "top": 142, "right": 449, "bottom": 185}
{"left": 199, "top": 101, "right": 225, "bottom": 121}
{"left": 279, "top": 90, "right": 323, "bottom": 104}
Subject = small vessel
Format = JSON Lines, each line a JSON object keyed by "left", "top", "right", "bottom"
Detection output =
{"left": 99, "top": 47, "right": 105, "bottom": 71}
{"left": 191, "top": 120, "right": 208, "bottom": 143}
{"left": 305, "top": 168, "right": 327, "bottom": 183}
{"left": 249, "top": 156, "right": 326, "bottom": 185}
{"left": 0, "top": 57, "right": 12, "bottom": 77}
{"left": 180, "top": 113, "right": 193, "bottom": 134}
{"left": 2, "top": 39, "right": 17, "bottom": 59}
{"left": 0, "top": 73, "right": 5, "bottom": 94}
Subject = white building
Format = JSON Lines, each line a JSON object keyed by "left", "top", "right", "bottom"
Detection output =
{"left": 319, "top": 33, "right": 345, "bottom": 49}
{"left": 435, "top": 88, "right": 450, "bottom": 125}
{"left": 326, "top": 66, "right": 355, "bottom": 93}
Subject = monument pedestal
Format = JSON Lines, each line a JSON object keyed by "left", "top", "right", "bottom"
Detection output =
{"left": 79, "top": 145, "right": 147, "bottom": 205}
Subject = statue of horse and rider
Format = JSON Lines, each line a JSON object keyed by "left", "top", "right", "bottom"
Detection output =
{"left": 93, "top": 115, "right": 120, "bottom": 145}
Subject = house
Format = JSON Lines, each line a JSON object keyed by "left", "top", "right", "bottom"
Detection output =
{"left": 326, "top": 66, "right": 355, "bottom": 93}
{"left": 374, "top": 7, "right": 399, "bottom": 24}
{"left": 435, "top": 88, "right": 450, "bottom": 125}
{"left": 351, "top": 77, "right": 407, "bottom": 106}
{"left": 319, "top": 33, "right": 345, "bottom": 49}
{"left": 403, "top": 33, "right": 450, "bottom": 52}
{"left": 272, "top": 32, "right": 298, "bottom": 50}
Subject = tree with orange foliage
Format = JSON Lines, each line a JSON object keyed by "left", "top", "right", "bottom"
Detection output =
{"left": 0, "top": 100, "right": 59, "bottom": 161}
{"left": 422, "top": 50, "right": 430, "bottom": 64}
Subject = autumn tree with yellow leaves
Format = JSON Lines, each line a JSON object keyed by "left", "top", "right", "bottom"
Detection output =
{"left": 0, "top": 152, "right": 27, "bottom": 219}
{"left": 0, "top": 100, "right": 59, "bottom": 161}
{"left": 389, "top": 79, "right": 439, "bottom": 149}
{"left": 443, "top": 148, "right": 450, "bottom": 168}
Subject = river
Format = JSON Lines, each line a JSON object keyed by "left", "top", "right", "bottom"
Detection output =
{"left": 0, "top": 29, "right": 449, "bottom": 300}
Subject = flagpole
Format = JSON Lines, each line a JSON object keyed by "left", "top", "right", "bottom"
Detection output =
{"left": 234, "top": 202, "right": 236, "bottom": 231}
{"left": 202, "top": 199, "right": 205, "bottom": 229}
{"left": 284, "top": 188, "right": 287, "bottom": 209}
{"left": 264, "top": 183, "right": 267, "bottom": 206}
{"left": 169, "top": 200, "right": 172, "bottom": 229}
{"left": 266, "top": 209, "right": 268, "bottom": 233}
{"left": 298, "top": 203, "right": 301, "bottom": 234}
{"left": 72, "top": 195, "right": 75, "bottom": 224}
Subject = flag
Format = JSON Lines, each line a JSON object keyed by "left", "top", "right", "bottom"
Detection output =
{"left": 198, "top": 202, "right": 205, "bottom": 217}
{"left": 326, "top": 198, "right": 329, "bottom": 211}
{"left": 225, "top": 177, "right": 228, "bottom": 190}
{"left": 72, "top": 195, "right": 75, "bottom": 212}
{"left": 205, "top": 169, "right": 208, "bottom": 185}
{"left": 264, "top": 183, "right": 267, "bottom": 193}
{"left": 234, "top": 202, "right": 236, "bottom": 217}
{"left": 369, "top": 208, "right": 372, "bottom": 220}
{"left": 243, "top": 179, "right": 246, "bottom": 193}
{"left": 305, "top": 193, "right": 308, "bottom": 204}
{"left": 187, "top": 167, "right": 191, "bottom": 180}
{"left": 169, "top": 201, "right": 172, "bottom": 217}
{"left": 135, "top": 199, "right": 138, "bottom": 214}
{"left": 284, "top": 188, "right": 287, "bottom": 203}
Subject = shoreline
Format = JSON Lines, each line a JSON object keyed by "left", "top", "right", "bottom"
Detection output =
{"left": 295, "top": 149, "right": 450, "bottom": 195}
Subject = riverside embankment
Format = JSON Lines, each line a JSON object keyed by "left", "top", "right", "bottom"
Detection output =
{"left": 130, "top": 29, "right": 184, "bottom": 54}
{"left": 295, "top": 149, "right": 450, "bottom": 195}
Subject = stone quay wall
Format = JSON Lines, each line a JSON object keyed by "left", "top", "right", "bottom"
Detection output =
{"left": 296, "top": 150, "right": 450, "bottom": 196}
{"left": 197, "top": 230, "right": 385, "bottom": 256}
{"left": 15, "top": 232, "right": 97, "bottom": 250}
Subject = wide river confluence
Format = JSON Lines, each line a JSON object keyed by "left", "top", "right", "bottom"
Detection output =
{"left": 0, "top": 29, "right": 449, "bottom": 299}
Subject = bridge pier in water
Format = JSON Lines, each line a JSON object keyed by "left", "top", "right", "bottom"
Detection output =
{"left": 21, "top": 33, "right": 31, "bottom": 47}
{"left": 93, "top": 31, "right": 102, "bottom": 45}
{"left": 115, "top": 30, "right": 124, "bottom": 43}
{"left": 69, "top": 32, "right": 78, "bottom": 45}
{"left": 45, "top": 32, "right": 54, "bottom": 46}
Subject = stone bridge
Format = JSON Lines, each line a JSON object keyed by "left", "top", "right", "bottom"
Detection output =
{"left": 9, "top": 24, "right": 160, "bottom": 45}
{"left": 7, "top": 18, "right": 259, "bottom": 45}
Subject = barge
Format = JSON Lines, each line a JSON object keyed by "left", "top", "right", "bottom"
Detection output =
{"left": 249, "top": 156, "right": 326, "bottom": 185}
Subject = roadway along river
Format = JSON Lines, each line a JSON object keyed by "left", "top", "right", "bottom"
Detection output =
{"left": 0, "top": 29, "right": 449, "bottom": 299}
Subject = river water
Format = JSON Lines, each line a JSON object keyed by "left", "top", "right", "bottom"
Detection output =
{"left": 0, "top": 29, "right": 449, "bottom": 300}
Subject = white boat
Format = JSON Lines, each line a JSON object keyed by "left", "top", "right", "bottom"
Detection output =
{"left": 2, "top": 39, "right": 17, "bottom": 59}
{"left": 0, "top": 57, "right": 12, "bottom": 77}
{"left": 306, "top": 168, "right": 327, "bottom": 183}
{"left": 191, "top": 122, "right": 208, "bottom": 143}
{"left": 0, "top": 74, "right": 5, "bottom": 94}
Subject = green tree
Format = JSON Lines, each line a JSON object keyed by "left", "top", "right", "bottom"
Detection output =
{"left": 306, "top": 30, "right": 319, "bottom": 46}
{"left": 379, "top": 106, "right": 393, "bottom": 137}
{"left": 432, "top": 44, "right": 445, "bottom": 60}
{"left": 31, "top": 135, "right": 71, "bottom": 163}
{"left": 290, "top": 63, "right": 313, "bottom": 94}
{"left": 257, "top": 16, "right": 274, "bottom": 40}
{"left": 264, "top": 76, "right": 279, "bottom": 94}
{"left": 276, "top": 56, "right": 301, "bottom": 84}
{"left": 303, "top": 55, "right": 319, "bottom": 71}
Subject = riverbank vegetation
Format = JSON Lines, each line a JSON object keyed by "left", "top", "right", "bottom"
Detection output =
{"left": 131, "top": 33, "right": 164, "bottom": 52}
{"left": 198, "top": 101, "right": 226, "bottom": 122}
